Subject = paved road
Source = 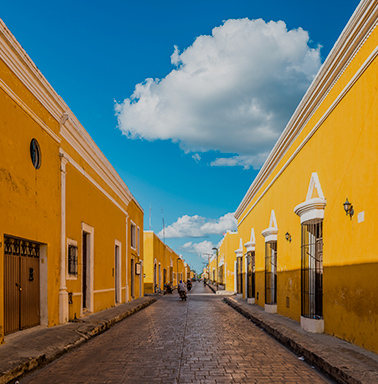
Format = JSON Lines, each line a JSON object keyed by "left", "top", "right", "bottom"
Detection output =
{"left": 21, "top": 282, "right": 332, "bottom": 383}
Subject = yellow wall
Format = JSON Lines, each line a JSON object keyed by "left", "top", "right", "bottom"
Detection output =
{"left": 236, "top": 15, "right": 378, "bottom": 353}
{"left": 218, "top": 231, "right": 239, "bottom": 292}
{"left": 143, "top": 231, "right": 186, "bottom": 293}
{"left": 0, "top": 19, "right": 144, "bottom": 341}
{"left": 0, "top": 58, "right": 61, "bottom": 339}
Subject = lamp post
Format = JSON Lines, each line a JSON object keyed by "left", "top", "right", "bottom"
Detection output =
{"left": 212, "top": 247, "right": 219, "bottom": 290}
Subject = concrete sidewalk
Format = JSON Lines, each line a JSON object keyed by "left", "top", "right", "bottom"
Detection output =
{"left": 224, "top": 296, "right": 378, "bottom": 384}
{"left": 0, "top": 296, "right": 157, "bottom": 384}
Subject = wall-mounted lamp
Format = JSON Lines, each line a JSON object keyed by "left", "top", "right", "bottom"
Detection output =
{"left": 285, "top": 232, "right": 291, "bottom": 242}
{"left": 343, "top": 198, "right": 354, "bottom": 217}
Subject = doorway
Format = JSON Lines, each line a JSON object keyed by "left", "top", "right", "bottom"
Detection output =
{"left": 4, "top": 236, "right": 41, "bottom": 335}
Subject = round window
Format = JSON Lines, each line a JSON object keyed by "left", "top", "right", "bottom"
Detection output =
{"left": 30, "top": 139, "right": 41, "bottom": 169}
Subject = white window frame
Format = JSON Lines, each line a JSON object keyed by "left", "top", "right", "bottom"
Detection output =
{"left": 137, "top": 226, "right": 140, "bottom": 255}
{"left": 130, "top": 221, "right": 136, "bottom": 250}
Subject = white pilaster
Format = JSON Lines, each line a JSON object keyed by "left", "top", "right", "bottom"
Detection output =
{"left": 59, "top": 150, "right": 69, "bottom": 324}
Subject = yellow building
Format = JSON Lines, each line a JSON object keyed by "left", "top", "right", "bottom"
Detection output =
{"left": 0, "top": 19, "right": 143, "bottom": 343}
{"left": 216, "top": 230, "right": 239, "bottom": 293}
{"left": 143, "top": 231, "right": 186, "bottom": 293}
{"left": 235, "top": 0, "right": 378, "bottom": 353}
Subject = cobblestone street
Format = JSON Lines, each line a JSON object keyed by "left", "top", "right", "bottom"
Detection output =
{"left": 20, "top": 283, "right": 332, "bottom": 384}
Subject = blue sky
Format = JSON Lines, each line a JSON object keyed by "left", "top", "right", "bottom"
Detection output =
{"left": 1, "top": 0, "right": 359, "bottom": 272}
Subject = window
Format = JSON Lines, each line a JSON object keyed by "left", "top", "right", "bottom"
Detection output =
{"left": 247, "top": 251, "right": 255, "bottom": 299}
{"left": 301, "top": 222, "right": 323, "bottom": 318}
{"left": 30, "top": 138, "right": 41, "bottom": 169}
{"left": 137, "top": 227, "right": 140, "bottom": 255}
{"left": 130, "top": 222, "right": 136, "bottom": 249}
{"left": 68, "top": 245, "right": 78, "bottom": 276}
{"left": 265, "top": 242, "right": 277, "bottom": 305}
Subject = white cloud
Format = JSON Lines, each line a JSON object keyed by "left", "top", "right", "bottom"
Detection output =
{"left": 181, "top": 241, "right": 215, "bottom": 259}
{"left": 210, "top": 153, "right": 269, "bottom": 170}
{"left": 192, "top": 153, "right": 201, "bottom": 162}
{"left": 159, "top": 212, "right": 237, "bottom": 238}
{"left": 115, "top": 18, "right": 321, "bottom": 165}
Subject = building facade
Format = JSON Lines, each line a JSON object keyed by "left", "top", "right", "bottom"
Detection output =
{"left": 0, "top": 19, "right": 143, "bottom": 343}
{"left": 234, "top": 0, "right": 378, "bottom": 353}
{"left": 143, "top": 231, "right": 187, "bottom": 293}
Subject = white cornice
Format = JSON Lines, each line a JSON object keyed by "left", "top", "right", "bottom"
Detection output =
{"left": 294, "top": 197, "right": 326, "bottom": 225}
{"left": 235, "top": 0, "right": 378, "bottom": 221}
{"left": 0, "top": 18, "right": 142, "bottom": 213}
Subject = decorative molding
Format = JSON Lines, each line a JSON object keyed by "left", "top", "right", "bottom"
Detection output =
{"left": 234, "top": 238, "right": 244, "bottom": 258}
{"left": 0, "top": 79, "right": 61, "bottom": 143}
{"left": 0, "top": 19, "right": 143, "bottom": 214}
{"left": 235, "top": 1, "right": 378, "bottom": 222}
{"left": 294, "top": 173, "right": 326, "bottom": 225}
{"left": 244, "top": 228, "right": 256, "bottom": 252}
{"left": 262, "top": 210, "right": 278, "bottom": 243}
{"left": 59, "top": 148, "right": 127, "bottom": 216}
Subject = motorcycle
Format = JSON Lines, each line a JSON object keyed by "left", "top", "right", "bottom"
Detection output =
{"left": 187, "top": 281, "right": 192, "bottom": 291}
{"left": 164, "top": 283, "right": 173, "bottom": 294}
{"left": 179, "top": 290, "right": 187, "bottom": 301}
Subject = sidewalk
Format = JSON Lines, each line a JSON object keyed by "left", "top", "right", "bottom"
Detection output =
{"left": 224, "top": 296, "right": 378, "bottom": 384}
{"left": 0, "top": 296, "right": 157, "bottom": 384}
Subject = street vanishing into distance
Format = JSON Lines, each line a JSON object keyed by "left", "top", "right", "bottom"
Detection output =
{"left": 20, "top": 282, "right": 332, "bottom": 384}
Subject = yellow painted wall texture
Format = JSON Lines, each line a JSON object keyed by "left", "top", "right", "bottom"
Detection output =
{"left": 235, "top": 5, "right": 378, "bottom": 353}
{"left": 219, "top": 231, "right": 239, "bottom": 292}
{"left": 143, "top": 231, "right": 186, "bottom": 294}
{"left": 0, "top": 20, "right": 143, "bottom": 342}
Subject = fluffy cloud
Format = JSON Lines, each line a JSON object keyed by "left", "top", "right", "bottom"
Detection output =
{"left": 115, "top": 18, "right": 321, "bottom": 164}
{"left": 159, "top": 212, "right": 237, "bottom": 238}
{"left": 210, "top": 153, "right": 269, "bottom": 170}
{"left": 181, "top": 241, "right": 215, "bottom": 259}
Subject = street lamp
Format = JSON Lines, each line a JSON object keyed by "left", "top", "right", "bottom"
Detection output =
{"left": 212, "top": 247, "right": 219, "bottom": 290}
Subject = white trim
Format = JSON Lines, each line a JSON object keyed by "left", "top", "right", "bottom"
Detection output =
{"left": 114, "top": 239, "right": 122, "bottom": 304}
{"left": 59, "top": 153, "right": 69, "bottom": 324}
{"left": 81, "top": 222, "right": 94, "bottom": 314}
{"left": 93, "top": 288, "right": 116, "bottom": 294}
{"left": 301, "top": 316, "right": 324, "bottom": 333}
{"left": 234, "top": 238, "right": 244, "bottom": 258}
{"left": 244, "top": 228, "right": 256, "bottom": 252}
{"left": 130, "top": 220, "right": 136, "bottom": 250}
{"left": 125, "top": 214, "right": 129, "bottom": 302}
{"left": 137, "top": 227, "right": 140, "bottom": 255}
{"left": 0, "top": 20, "right": 143, "bottom": 214}
{"left": 59, "top": 148, "right": 127, "bottom": 215}
{"left": 39, "top": 244, "right": 48, "bottom": 326}
{"left": 235, "top": 1, "right": 378, "bottom": 223}
{"left": 265, "top": 304, "right": 277, "bottom": 314}
{"left": 0, "top": 79, "right": 61, "bottom": 143}
{"left": 294, "top": 173, "right": 326, "bottom": 225}
{"left": 262, "top": 210, "right": 278, "bottom": 243}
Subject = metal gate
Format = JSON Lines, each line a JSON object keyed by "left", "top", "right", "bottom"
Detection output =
{"left": 4, "top": 236, "right": 40, "bottom": 335}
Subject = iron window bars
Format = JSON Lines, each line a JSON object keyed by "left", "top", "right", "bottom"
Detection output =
{"left": 301, "top": 222, "right": 323, "bottom": 319}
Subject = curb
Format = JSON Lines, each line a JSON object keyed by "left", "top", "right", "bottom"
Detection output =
{"left": 224, "top": 297, "right": 360, "bottom": 384}
{"left": 1, "top": 297, "right": 156, "bottom": 384}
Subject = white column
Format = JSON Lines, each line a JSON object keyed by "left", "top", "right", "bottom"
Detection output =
{"left": 125, "top": 214, "right": 129, "bottom": 302}
{"left": 59, "top": 151, "right": 69, "bottom": 323}
{"left": 234, "top": 260, "right": 237, "bottom": 292}
{"left": 244, "top": 255, "right": 248, "bottom": 299}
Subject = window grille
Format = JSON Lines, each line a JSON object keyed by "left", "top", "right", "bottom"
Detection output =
{"left": 130, "top": 223, "right": 136, "bottom": 249}
{"left": 247, "top": 251, "right": 255, "bottom": 299}
{"left": 68, "top": 245, "right": 78, "bottom": 276}
{"left": 301, "top": 222, "right": 323, "bottom": 318}
{"left": 218, "top": 265, "right": 224, "bottom": 285}
{"left": 237, "top": 257, "right": 243, "bottom": 294}
{"left": 265, "top": 242, "right": 277, "bottom": 305}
